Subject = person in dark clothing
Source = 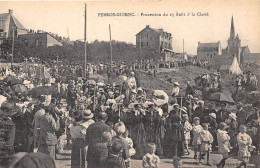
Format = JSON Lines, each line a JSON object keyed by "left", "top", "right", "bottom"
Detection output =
{"left": 2, "top": 152, "right": 56, "bottom": 168}
{"left": 86, "top": 112, "right": 111, "bottom": 168}
{"left": 185, "top": 81, "right": 193, "bottom": 96}
{"left": 236, "top": 103, "right": 247, "bottom": 126}
{"left": 216, "top": 103, "right": 230, "bottom": 124}
{"left": 192, "top": 101, "right": 206, "bottom": 123}
{"left": 106, "top": 140, "right": 126, "bottom": 168}
{"left": 23, "top": 103, "right": 35, "bottom": 152}
{"left": 167, "top": 109, "right": 184, "bottom": 157}
{"left": 204, "top": 113, "right": 218, "bottom": 151}
{"left": 90, "top": 132, "right": 112, "bottom": 168}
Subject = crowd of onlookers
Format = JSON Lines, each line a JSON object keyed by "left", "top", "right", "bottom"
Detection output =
{"left": 0, "top": 58, "right": 259, "bottom": 168}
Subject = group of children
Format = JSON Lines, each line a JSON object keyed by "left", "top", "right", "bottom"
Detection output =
{"left": 183, "top": 116, "right": 254, "bottom": 168}
{"left": 103, "top": 116, "right": 254, "bottom": 168}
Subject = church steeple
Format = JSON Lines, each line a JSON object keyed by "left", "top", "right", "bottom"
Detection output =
{"left": 230, "top": 15, "right": 235, "bottom": 39}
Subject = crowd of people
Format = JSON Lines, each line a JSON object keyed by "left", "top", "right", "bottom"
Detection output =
{"left": 0, "top": 58, "right": 259, "bottom": 168}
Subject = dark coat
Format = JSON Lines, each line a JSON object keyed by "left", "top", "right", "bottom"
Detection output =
{"left": 85, "top": 121, "right": 111, "bottom": 146}
{"left": 5, "top": 152, "right": 56, "bottom": 168}
{"left": 112, "top": 136, "right": 130, "bottom": 160}
{"left": 106, "top": 154, "right": 126, "bottom": 168}
{"left": 86, "top": 142, "right": 108, "bottom": 168}
{"left": 216, "top": 109, "right": 230, "bottom": 124}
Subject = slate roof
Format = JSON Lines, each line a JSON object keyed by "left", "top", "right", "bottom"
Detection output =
{"left": 136, "top": 26, "right": 171, "bottom": 36}
{"left": 197, "top": 42, "right": 220, "bottom": 52}
{"left": 0, "top": 12, "right": 26, "bottom": 33}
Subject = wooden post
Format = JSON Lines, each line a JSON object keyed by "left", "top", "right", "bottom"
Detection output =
{"left": 109, "top": 24, "right": 112, "bottom": 66}
{"left": 84, "top": 3, "right": 87, "bottom": 79}
{"left": 11, "top": 27, "right": 15, "bottom": 69}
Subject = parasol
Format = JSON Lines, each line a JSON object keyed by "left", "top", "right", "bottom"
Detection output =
{"left": 11, "top": 84, "right": 28, "bottom": 93}
{"left": 152, "top": 90, "right": 169, "bottom": 106}
{"left": 0, "top": 95, "right": 7, "bottom": 107}
{"left": 128, "top": 103, "right": 141, "bottom": 109}
{"left": 85, "top": 80, "right": 96, "bottom": 86}
{"left": 89, "top": 74, "right": 106, "bottom": 82}
{"left": 143, "top": 101, "right": 154, "bottom": 108}
{"left": 4, "top": 76, "right": 22, "bottom": 86}
{"left": 248, "top": 90, "right": 260, "bottom": 95}
{"left": 29, "top": 86, "right": 57, "bottom": 97}
{"left": 208, "top": 92, "right": 235, "bottom": 104}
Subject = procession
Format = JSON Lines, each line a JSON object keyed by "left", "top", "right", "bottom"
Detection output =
{"left": 0, "top": 56, "right": 259, "bottom": 168}
{"left": 1, "top": 1, "right": 260, "bottom": 168}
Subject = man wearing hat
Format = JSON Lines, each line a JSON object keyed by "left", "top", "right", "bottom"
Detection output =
{"left": 80, "top": 110, "right": 95, "bottom": 132}
{"left": 216, "top": 103, "right": 230, "bottom": 124}
{"left": 172, "top": 82, "right": 180, "bottom": 97}
{"left": 225, "top": 113, "right": 238, "bottom": 153}
{"left": 185, "top": 81, "right": 193, "bottom": 96}
{"left": 236, "top": 102, "right": 247, "bottom": 126}
{"left": 70, "top": 110, "right": 87, "bottom": 168}
{"left": 85, "top": 112, "right": 111, "bottom": 168}
{"left": 205, "top": 113, "right": 218, "bottom": 151}
{"left": 38, "top": 106, "right": 59, "bottom": 159}
{"left": 33, "top": 103, "right": 46, "bottom": 150}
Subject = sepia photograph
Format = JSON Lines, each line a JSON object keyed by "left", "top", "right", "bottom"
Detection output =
{"left": 0, "top": 0, "right": 260, "bottom": 167}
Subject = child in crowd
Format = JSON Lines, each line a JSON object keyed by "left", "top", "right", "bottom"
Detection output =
{"left": 106, "top": 140, "right": 126, "bottom": 168}
{"left": 122, "top": 129, "right": 135, "bottom": 168}
{"left": 216, "top": 122, "right": 231, "bottom": 168}
{"left": 236, "top": 125, "right": 253, "bottom": 168}
{"left": 197, "top": 123, "right": 213, "bottom": 166}
{"left": 142, "top": 143, "right": 160, "bottom": 168}
{"left": 183, "top": 114, "right": 192, "bottom": 155}
{"left": 192, "top": 117, "right": 203, "bottom": 160}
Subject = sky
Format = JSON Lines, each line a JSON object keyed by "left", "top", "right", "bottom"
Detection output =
{"left": 1, "top": 0, "right": 260, "bottom": 54}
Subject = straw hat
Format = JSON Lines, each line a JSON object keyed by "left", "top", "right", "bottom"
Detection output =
{"left": 82, "top": 109, "right": 94, "bottom": 119}
{"left": 229, "top": 113, "right": 237, "bottom": 120}
{"left": 174, "top": 82, "right": 180, "bottom": 86}
{"left": 209, "top": 113, "right": 216, "bottom": 119}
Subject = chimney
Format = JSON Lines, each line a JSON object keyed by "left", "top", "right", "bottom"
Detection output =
{"left": 8, "top": 9, "right": 13, "bottom": 14}
{"left": 146, "top": 25, "right": 149, "bottom": 28}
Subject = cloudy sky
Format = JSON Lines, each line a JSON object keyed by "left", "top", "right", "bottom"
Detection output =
{"left": 1, "top": 0, "right": 260, "bottom": 54}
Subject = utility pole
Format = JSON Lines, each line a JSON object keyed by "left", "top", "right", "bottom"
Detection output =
{"left": 109, "top": 24, "right": 112, "bottom": 67}
{"left": 11, "top": 27, "right": 15, "bottom": 69}
{"left": 183, "top": 39, "right": 185, "bottom": 60}
{"left": 57, "top": 55, "right": 59, "bottom": 74}
{"left": 84, "top": 3, "right": 87, "bottom": 79}
{"left": 139, "top": 35, "right": 142, "bottom": 70}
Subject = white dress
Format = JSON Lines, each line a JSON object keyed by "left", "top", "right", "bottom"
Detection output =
{"left": 237, "top": 132, "right": 252, "bottom": 162}
{"left": 217, "top": 129, "right": 230, "bottom": 157}
{"left": 197, "top": 130, "right": 213, "bottom": 152}
{"left": 192, "top": 125, "right": 203, "bottom": 148}
{"left": 183, "top": 121, "right": 192, "bottom": 143}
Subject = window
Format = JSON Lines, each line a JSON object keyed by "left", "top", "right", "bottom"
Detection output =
{"left": 147, "top": 42, "right": 148, "bottom": 46}
{"left": 141, "top": 42, "right": 143, "bottom": 47}
{"left": 35, "top": 38, "right": 42, "bottom": 46}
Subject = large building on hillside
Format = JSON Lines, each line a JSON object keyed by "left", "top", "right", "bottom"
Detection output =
{"left": 0, "top": 9, "right": 62, "bottom": 51}
{"left": 0, "top": 9, "right": 28, "bottom": 44}
{"left": 18, "top": 33, "right": 62, "bottom": 48}
{"left": 135, "top": 25, "right": 173, "bottom": 60}
{"left": 197, "top": 16, "right": 251, "bottom": 65}
{"left": 197, "top": 41, "right": 222, "bottom": 60}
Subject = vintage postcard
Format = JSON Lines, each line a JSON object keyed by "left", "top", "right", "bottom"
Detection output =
{"left": 0, "top": 0, "right": 259, "bottom": 167}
